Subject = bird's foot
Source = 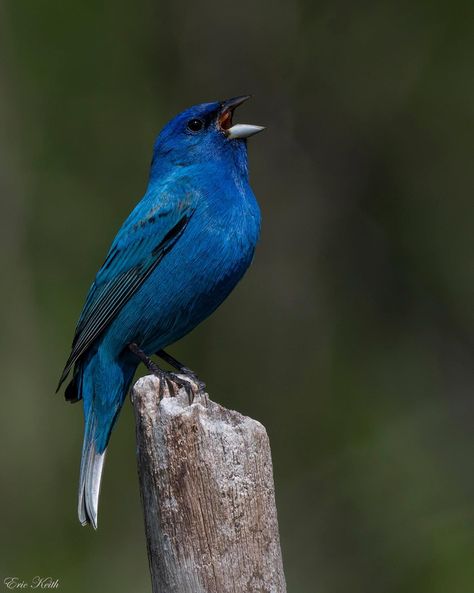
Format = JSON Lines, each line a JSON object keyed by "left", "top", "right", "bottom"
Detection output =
{"left": 156, "top": 349, "right": 206, "bottom": 394}
{"left": 165, "top": 372, "right": 202, "bottom": 404}
{"left": 129, "top": 343, "right": 201, "bottom": 401}
{"left": 157, "top": 369, "right": 193, "bottom": 400}
{"left": 177, "top": 367, "right": 206, "bottom": 393}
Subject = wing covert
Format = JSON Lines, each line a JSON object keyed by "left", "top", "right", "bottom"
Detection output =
{"left": 57, "top": 193, "right": 194, "bottom": 390}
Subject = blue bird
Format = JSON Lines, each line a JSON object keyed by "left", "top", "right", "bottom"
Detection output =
{"left": 57, "top": 96, "right": 264, "bottom": 528}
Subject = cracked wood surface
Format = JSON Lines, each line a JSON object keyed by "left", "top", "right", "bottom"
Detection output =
{"left": 132, "top": 375, "right": 287, "bottom": 593}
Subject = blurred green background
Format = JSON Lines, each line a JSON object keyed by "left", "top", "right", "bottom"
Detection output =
{"left": 1, "top": 0, "right": 474, "bottom": 591}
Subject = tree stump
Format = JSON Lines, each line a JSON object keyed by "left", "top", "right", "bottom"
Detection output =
{"left": 131, "top": 374, "right": 287, "bottom": 593}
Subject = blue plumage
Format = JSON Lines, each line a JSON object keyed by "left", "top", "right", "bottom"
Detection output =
{"left": 58, "top": 96, "right": 264, "bottom": 528}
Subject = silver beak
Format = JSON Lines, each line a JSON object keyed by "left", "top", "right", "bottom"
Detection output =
{"left": 227, "top": 124, "right": 265, "bottom": 139}
{"left": 218, "top": 96, "right": 265, "bottom": 140}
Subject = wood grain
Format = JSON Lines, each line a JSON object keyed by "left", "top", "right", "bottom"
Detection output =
{"left": 132, "top": 375, "right": 287, "bottom": 593}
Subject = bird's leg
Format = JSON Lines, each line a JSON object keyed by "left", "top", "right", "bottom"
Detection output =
{"left": 156, "top": 349, "right": 206, "bottom": 392}
{"left": 129, "top": 343, "right": 162, "bottom": 374}
{"left": 128, "top": 343, "right": 190, "bottom": 398}
{"left": 156, "top": 348, "right": 185, "bottom": 371}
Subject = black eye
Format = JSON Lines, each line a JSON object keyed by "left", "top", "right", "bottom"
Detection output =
{"left": 187, "top": 118, "right": 204, "bottom": 132}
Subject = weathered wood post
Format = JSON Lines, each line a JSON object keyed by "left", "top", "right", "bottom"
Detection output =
{"left": 131, "top": 374, "right": 287, "bottom": 593}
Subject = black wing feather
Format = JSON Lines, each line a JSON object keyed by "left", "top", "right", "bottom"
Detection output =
{"left": 57, "top": 212, "right": 192, "bottom": 391}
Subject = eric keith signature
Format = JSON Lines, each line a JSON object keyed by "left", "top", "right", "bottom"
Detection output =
{"left": 3, "top": 577, "right": 59, "bottom": 590}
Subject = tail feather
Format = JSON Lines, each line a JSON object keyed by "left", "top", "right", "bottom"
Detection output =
{"left": 78, "top": 414, "right": 106, "bottom": 529}
{"left": 74, "top": 354, "right": 136, "bottom": 528}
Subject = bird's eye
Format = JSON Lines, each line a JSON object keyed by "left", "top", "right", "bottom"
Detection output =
{"left": 187, "top": 118, "right": 204, "bottom": 132}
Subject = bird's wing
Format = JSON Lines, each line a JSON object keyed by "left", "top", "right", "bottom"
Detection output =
{"left": 57, "top": 184, "right": 195, "bottom": 390}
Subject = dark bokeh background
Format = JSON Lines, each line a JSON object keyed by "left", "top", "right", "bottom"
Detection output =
{"left": 1, "top": 1, "right": 474, "bottom": 591}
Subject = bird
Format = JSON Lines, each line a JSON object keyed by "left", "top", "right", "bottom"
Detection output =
{"left": 57, "top": 96, "right": 264, "bottom": 529}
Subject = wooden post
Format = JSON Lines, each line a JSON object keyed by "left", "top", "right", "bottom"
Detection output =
{"left": 131, "top": 374, "right": 287, "bottom": 593}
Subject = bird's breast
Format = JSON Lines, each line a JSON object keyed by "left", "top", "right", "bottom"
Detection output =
{"left": 139, "top": 189, "right": 259, "bottom": 348}
{"left": 105, "top": 181, "right": 261, "bottom": 354}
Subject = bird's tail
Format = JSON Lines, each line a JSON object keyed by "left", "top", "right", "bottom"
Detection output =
{"left": 78, "top": 411, "right": 106, "bottom": 529}
{"left": 75, "top": 353, "right": 137, "bottom": 529}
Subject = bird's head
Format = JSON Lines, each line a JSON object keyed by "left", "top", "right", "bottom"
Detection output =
{"left": 150, "top": 96, "right": 264, "bottom": 178}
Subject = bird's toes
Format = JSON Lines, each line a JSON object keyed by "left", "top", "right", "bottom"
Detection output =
{"left": 168, "top": 372, "right": 206, "bottom": 404}
{"left": 180, "top": 368, "right": 206, "bottom": 393}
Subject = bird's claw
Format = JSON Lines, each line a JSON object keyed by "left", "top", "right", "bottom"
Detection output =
{"left": 149, "top": 368, "right": 183, "bottom": 399}
{"left": 151, "top": 369, "right": 201, "bottom": 403}
{"left": 168, "top": 372, "right": 204, "bottom": 404}
{"left": 129, "top": 344, "right": 205, "bottom": 402}
{"left": 179, "top": 367, "right": 206, "bottom": 393}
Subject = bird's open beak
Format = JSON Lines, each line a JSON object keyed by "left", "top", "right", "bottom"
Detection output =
{"left": 218, "top": 96, "right": 265, "bottom": 140}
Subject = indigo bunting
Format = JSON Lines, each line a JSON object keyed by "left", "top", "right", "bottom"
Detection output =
{"left": 57, "top": 96, "right": 264, "bottom": 528}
